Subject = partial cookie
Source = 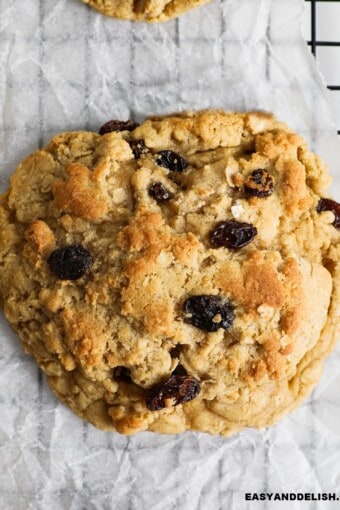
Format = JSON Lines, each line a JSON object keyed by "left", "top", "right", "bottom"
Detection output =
{"left": 80, "top": 0, "right": 212, "bottom": 22}
{"left": 0, "top": 110, "right": 339, "bottom": 435}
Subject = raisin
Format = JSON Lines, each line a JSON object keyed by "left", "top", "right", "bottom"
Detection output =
{"left": 317, "top": 198, "right": 340, "bottom": 229}
{"left": 47, "top": 245, "right": 92, "bottom": 280}
{"left": 99, "top": 119, "right": 139, "bottom": 135}
{"left": 113, "top": 366, "right": 131, "bottom": 383}
{"left": 148, "top": 182, "right": 172, "bottom": 202}
{"left": 183, "top": 295, "right": 234, "bottom": 332}
{"left": 146, "top": 373, "right": 200, "bottom": 411}
{"left": 156, "top": 150, "right": 188, "bottom": 172}
{"left": 129, "top": 139, "right": 149, "bottom": 159}
{"left": 210, "top": 220, "right": 257, "bottom": 249}
{"left": 244, "top": 169, "right": 275, "bottom": 197}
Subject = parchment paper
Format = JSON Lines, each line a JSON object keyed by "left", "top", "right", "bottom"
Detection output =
{"left": 0, "top": 0, "right": 339, "bottom": 508}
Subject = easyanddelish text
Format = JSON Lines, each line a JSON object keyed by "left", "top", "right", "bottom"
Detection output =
{"left": 245, "top": 492, "right": 339, "bottom": 501}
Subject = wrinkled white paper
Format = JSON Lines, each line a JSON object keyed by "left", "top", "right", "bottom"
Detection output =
{"left": 0, "top": 0, "right": 339, "bottom": 508}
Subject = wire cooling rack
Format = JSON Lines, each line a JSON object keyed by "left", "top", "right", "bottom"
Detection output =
{"left": 305, "top": 0, "right": 340, "bottom": 135}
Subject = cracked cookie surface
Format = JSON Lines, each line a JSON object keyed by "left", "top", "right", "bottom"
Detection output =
{"left": 80, "top": 0, "right": 212, "bottom": 22}
{"left": 0, "top": 110, "right": 339, "bottom": 435}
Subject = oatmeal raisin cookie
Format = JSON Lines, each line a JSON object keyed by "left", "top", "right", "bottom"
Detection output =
{"left": 0, "top": 110, "right": 339, "bottom": 435}
{"left": 80, "top": 0, "right": 212, "bottom": 22}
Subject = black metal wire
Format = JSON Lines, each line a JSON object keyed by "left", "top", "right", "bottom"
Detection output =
{"left": 310, "top": 0, "right": 317, "bottom": 56}
{"left": 306, "top": 0, "right": 340, "bottom": 134}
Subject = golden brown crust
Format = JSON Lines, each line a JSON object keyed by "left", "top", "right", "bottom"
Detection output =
{"left": 215, "top": 252, "right": 285, "bottom": 310}
{"left": 80, "top": 0, "right": 212, "bottom": 22}
{"left": 0, "top": 109, "right": 339, "bottom": 435}
{"left": 25, "top": 221, "right": 56, "bottom": 256}
{"left": 53, "top": 163, "right": 109, "bottom": 221}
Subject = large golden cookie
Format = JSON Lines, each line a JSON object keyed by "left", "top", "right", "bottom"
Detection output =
{"left": 0, "top": 110, "right": 339, "bottom": 435}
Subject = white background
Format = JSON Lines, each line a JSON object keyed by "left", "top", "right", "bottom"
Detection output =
{"left": 0, "top": 1, "right": 339, "bottom": 509}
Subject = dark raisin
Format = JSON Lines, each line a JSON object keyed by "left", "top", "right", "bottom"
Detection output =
{"left": 113, "top": 366, "right": 131, "bottom": 383}
{"left": 146, "top": 373, "right": 200, "bottom": 411}
{"left": 99, "top": 119, "right": 139, "bottom": 135}
{"left": 183, "top": 295, "right": 234, "bottom": 332}
{"left": 244, "top": 169, "right": 275, "bottom": 197}
{"left": 210, "top": 220, "right": 257, "bottom": 249}
{"left": 156, "top": 150, "right": 188, "bottom": 172}
{"left": 47, "top": 245, "right": 92, "bottom": 280}
{"left": 148, "top": 182, "right": 172, "bottom": 202}
{"left": 129, "top": 139, "right": 149, "bottom": 159}
{"left": 317, "top": 198, "right": 340, "bottom": 229}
